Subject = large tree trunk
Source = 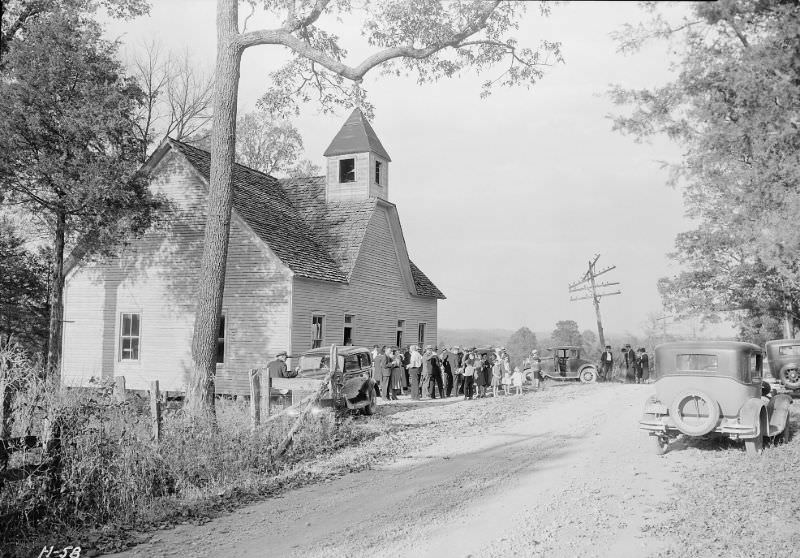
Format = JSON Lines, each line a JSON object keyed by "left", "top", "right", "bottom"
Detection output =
{"left": 45, "top": 209, "right": 66, "bottom": 376}
{"left": 185, "top": 0, "right": 242, "bottom": 418}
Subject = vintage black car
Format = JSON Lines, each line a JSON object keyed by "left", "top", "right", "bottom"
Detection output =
{"left": 764, "top": 339, "right": 800, "bottom": 392}
{"left": 639, "top": 341, "right": 792, "bottom": 455}
{"left": 291, "top": 345, "right": 377, "bottom": 415}
{"left": 537, "top": 346, "right": 598, "bottom": 383}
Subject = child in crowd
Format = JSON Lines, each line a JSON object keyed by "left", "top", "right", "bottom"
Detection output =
{"left": 491, "top": 358, "right": 502, "bottom": 397}
{"left": 462, "top": 355, "right": 476, "bottom": 400}
{"left": 501, "top": 366, "right": 512, "bottom": 395}
{"left": 511, "top": 366, "right": 524, "bottom": 395}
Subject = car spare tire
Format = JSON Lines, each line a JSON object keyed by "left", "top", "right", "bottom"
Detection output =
{"left": 779, "top": 364, "right": 800, "bottom": 389}
{"left": 669, "top": 390, "right": 720, "bottom": 437}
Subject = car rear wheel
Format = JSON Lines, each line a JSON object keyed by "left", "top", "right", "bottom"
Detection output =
{"left": 363, "top": 388, "right": 377, "bottom": 416}
{"left": 669, "top": 390, "right": 720, "bottom": 437}
{"left": 745, "top": 434, "right": 764, "bottom": 455}
{"left": 779, "top": 365, "right": 800, "bottom": 389}
{"left": 579, "top": 367, "right": 597, "bottom": 384}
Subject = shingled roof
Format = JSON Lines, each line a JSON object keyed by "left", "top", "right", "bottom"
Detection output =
{"left": 323, "top": 108, "right": 392, "bottom": 161}
{"left": 169, "top": 140, "right": 345, "bottom": 283}
{"left": 166, "top": 139, "right": 443, "bottom": 299}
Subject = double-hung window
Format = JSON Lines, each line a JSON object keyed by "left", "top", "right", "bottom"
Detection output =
{"left": 312, "top": 315, "right": 325, "bottom": 349}
{"left": 120, "top": 313, "right": 141, "bottom": 361}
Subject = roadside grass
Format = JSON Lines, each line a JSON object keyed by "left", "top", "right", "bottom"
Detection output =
{"left": 0, "top": 350, "right": 383, "bottom": 558}
{"left": 647, "top": 403, "right": 800, "bottom": 558}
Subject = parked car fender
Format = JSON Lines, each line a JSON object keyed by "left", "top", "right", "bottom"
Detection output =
{"left": 739, "top": 398, "right": 767, "bottom": 438}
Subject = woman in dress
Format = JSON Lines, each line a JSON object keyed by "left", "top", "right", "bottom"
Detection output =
{"left": 389, "top": 349, "right": 407, "bottom": 399}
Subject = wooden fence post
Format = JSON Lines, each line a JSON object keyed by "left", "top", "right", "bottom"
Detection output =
{"left": 249, "top": 369, "right": 261, "bottom": 432}
{"left": 149, "top": 380, "right": 162, "bottom": 443}
{"left": 265, "top": 374, "right": 272, "bottom": 417}
{"left": 114, "top": 376, "right": 126, "bottom": 402}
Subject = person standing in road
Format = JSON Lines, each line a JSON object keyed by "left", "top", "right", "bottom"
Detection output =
{"left": 631, "top": 346, "right": 642, "bottom": 383}
{"left": 402, "top": 346, "right": 411, "bottom": 392}
{"left": 637, "top": 347, "right": 650, "bottom": 383}
{"left": 599, "top": 345, "right": 614, "bottom": 381}
{"left": 452, "top": 347, "right": 464, "bottom": 396}
{"left": 476, "top": 353, "right": 490, "bottom": 398}
{"left": 406, "top": 344, "right": 423, "bottom": 400}
{"left": 623, "top": 344, "right": 634, "bottom": 383}
{"left": 428, "top": 347, "right": 444, "bottom": 399}
{"left": 462, "top": 353, "right": 476, "bottom": 400}
{"left": 440, "top": 347, "right": 454, "bottom": 397}
{"left": 389, "top": 349, "right": 406, "bottom": 398}
{"left": 376, "top": 346, "right": 396, "bottom": 400}
{"left": 371, "top": 345, "right": 382, "bottom": 396}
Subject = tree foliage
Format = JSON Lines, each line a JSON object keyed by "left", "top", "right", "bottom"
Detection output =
{"left": 1, "top": 0, "right": 148, "bottom": 59}
{"left": 234, "top": 112, "right": 321, "bottom": 177}
{"left": 609, "top": 0, "right": 800, "bottom": 341}
{"left": 505, "top": 326, "right": 537, "bottom": 368}
{"left": 0, "top": 218, "right": 50, "bottom": 355}
{"left": 0, "top": 9, "right": 163, "bottom": 369}
{"left": 550, "top": 320, "right": 583, "bottom": 347}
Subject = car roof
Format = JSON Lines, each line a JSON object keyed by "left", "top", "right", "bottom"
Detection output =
{"left": 300, "top": 346, "right": 369, "bottom": 357}
{"left": 765, "top": 339, "right": 800, "bottom": 347}
{"left": 655, "top": 341, "right": 760, "bottom": 353}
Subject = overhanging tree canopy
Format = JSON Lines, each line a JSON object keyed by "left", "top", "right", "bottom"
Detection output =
{"left": 609, "top": 0, "right": 800, "bottom": 340}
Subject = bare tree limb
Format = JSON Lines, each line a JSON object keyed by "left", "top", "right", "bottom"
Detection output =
{"left": 237, "top": 0, "right": 502, "bottom": 81}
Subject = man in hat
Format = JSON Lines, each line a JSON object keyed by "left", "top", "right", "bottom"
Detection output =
{"left": 599, "top": 345, "right": 614, "bottom": 381}
{"left": 451, "top": 346, "right": 465, "bottom": 396}
{"left": 406, "top": 344, "right": 423, "bottom": 400}
{"left": 267, "top": 351, "right": 296, "bottom": 378}
{"left": 622, "top": 344, "right": 634, "bottom": 383}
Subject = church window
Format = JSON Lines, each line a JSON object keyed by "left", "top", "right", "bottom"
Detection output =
{"left": 339, "top": 158, "right": 355, "bottom": 183}
{"left": 312, "top": 315, "right": 325, "bottom": 348}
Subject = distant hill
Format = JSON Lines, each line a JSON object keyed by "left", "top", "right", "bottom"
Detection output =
{"left": 437, "top": 328, "right": 516, "bottom": 348}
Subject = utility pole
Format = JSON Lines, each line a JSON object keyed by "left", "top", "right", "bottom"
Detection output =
{"left": 569, "top": 254, "right": 621, "bottom": 348}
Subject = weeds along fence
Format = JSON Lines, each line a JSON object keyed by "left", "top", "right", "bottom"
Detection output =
{"left": 0, "top": 342, "right": 367, "bottom": 556}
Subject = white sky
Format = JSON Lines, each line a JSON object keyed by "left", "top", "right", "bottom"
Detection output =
{"left": 106, "top": 1, "right": 730, "bottom": 338}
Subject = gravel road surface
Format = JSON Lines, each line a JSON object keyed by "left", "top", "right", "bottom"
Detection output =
{"left": 109, "top": 383, "right": 691, "bottom": 557}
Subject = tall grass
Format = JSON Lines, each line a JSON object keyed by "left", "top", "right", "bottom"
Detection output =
{"left": 0, "top": 343, "right": 377, "bottom": 557}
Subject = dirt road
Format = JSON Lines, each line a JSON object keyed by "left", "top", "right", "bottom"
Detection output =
{"left": 109, "top": 383, "right": 693, "bottom": 557}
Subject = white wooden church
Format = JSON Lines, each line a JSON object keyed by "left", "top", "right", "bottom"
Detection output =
{"left": 61, "top": 109, "right": 444, "bottom": 394}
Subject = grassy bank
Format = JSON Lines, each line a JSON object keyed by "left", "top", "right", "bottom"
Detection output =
{"left": 647, "top": 404, "right": 800, "bottom": 557}
{"left": 0, "top": 348, "right": 383, "bottom": 557}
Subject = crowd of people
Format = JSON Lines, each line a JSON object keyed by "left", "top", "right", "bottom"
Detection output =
{"left": 368, "top": 342, "right": 652, "bottom": 402}
{"left": 370, "top": 345, "right": 532, "bottom": 401}
{"left": 600, "top": 343, "right": 651, "bottom": 383}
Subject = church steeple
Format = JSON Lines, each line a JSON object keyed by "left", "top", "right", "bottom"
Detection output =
{"left": 323, "top": 109, "right": 391, "bottom": 202}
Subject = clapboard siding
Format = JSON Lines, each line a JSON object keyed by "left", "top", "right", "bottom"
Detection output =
{"left": 325, "top": 153, "right": 371, "bottom": 202}
{"left": 62, "top": 150, "right": 292, "bottom": 394}
{"left": 291, "top": 205, "right": 437, "bottom": 355}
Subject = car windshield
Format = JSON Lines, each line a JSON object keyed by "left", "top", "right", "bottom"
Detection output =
{"left": 299, "top": 354, "right": 345, "bottom": 371}
{"left": 675, "top": 354, "right": 718, "bottom": 372}
{"left": 778, "top": 345, "right": 800, "bottom": 356}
